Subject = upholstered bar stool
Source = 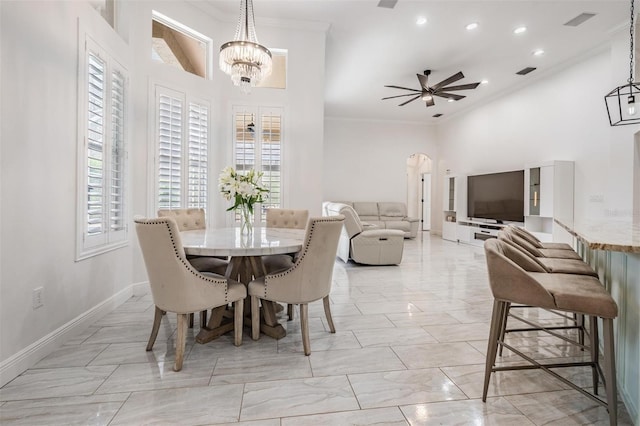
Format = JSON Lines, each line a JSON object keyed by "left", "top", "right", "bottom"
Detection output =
{"left": 506, "top": 223, "right": 574, "bottom": 250}
{"left": 501, "top": 226, "right": 583, "bottom": 260}
{"left": 483, "top": 239, "right": 618, "bottom": 425}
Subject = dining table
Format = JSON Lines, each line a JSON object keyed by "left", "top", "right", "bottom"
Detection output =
{"left": 181, "top": 226, "right": 305, "bottom": 344}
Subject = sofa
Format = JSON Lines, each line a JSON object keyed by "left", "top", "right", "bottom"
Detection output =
{"left": 324, "top": 201, "right": 419, "bottom": 238}
{"left": 324, "top": 202, "right": 404, "bottom": 265}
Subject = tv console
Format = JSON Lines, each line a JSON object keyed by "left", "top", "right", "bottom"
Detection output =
{"left": 456, "top": 219, "right": 522, "bottom": 247}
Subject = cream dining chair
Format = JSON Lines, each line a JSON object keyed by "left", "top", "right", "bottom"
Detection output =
{"left": 134, "top": 216, "right": 246, "bottom": 371}
{"left": 248, "top": 215, "right": 344, "bottom": 355}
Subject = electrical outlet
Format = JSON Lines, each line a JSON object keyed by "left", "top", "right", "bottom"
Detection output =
{"left": 32, "top": 287, "right": 44, "bottom": 309}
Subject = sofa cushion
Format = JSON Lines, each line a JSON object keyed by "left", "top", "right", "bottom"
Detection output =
{"left": 378, "top": 202, "right": 406, "bottom": 218}
{"left": 353, "top": 202, "right": 379, "bottom": 218}
{"left": 384, "top": 220, "right": 410, "bottom": 232}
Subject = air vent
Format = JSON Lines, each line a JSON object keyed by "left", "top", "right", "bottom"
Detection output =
{"left": 516, "top": 67, "right": 537, "bottom": 76}
{"left": 377, "top": 0, "right": 398, "bottom": 9}
{"left": 433, "top": 113, "right": 443, "bottom": 118}
{"left": 564, "top": 13, "right": 596, "bottom": 27}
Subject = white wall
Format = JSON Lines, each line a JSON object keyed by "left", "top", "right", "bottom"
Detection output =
{"left": 323, "top": 118, "right": 436, "bottom": 202}
{"left": 435, "top": 31, "right": 639, "bottom": 232}
{"left": 0, "top": 2, "right": 133, "bottom": 372}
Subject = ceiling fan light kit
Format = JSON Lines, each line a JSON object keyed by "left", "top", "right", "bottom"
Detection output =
{"left": 219, "top": 0, "right": 272, "bottom": 94}
{"left": 604, "top": 0, "right": 640, "bottom": 126}
{"left": 382, "top": 69, "right": 481, "bottom": 113}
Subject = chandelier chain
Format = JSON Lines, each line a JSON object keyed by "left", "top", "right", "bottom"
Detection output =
{"left": 630, "top": 0, "right": 635, "bottom": 83}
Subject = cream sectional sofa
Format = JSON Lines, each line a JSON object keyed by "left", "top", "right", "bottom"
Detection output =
{"left": 327, "top": 201, "right": 419, "bottom": 238}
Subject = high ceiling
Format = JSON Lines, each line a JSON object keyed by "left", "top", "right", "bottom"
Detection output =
{"left": 196, "top": 0, "right": 630, "bottom": 123}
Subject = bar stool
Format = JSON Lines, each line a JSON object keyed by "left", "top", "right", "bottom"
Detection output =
{"left": 502, "top": 226, "right": 583, "bottom": 260}
{"left": 483, "top": 239, "right": 618, "bottom": 425}
{"left": 506, "top": 223, "right": 574, "bottom": 250}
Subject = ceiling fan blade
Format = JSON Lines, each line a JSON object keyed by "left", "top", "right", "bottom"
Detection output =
{"left": 384, "top": 85, "right": 421, "bottom": 92}
{"left": 417, "top": 73, "right": 429, "bottom": 91}
{"left": 432, "top": 72, "right": 464, "bottom": 91}
{"left": 425, "top": 97, "right": 435, "bottom": 107}
{"left": 433, "top": 92, "right": 465, "bottom": 101}
{"left": 438, "top": 82, "right": 480, "bottom": 91}
{"left": 398, "top": 95, "right": 421, "bottom": 106}
{"left": 382, "top": 93, "right": 424, "bottom": 100}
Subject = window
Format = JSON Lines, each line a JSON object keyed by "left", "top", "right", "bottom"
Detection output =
{"left": 77, "top": 37, "right": 128, "bottom": 259}
{"left": 155, "top": 86, "right": 209, "bottom": 210}
{"left": 233, "top": 106, "right": 283, "bottom": 223}
{"left": 151, "top": 11, "right": 212, "bottom": 79}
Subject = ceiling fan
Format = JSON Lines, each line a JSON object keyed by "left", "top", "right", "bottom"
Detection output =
{"left": 382, "top": 70, "right": 480, "bottom": 107}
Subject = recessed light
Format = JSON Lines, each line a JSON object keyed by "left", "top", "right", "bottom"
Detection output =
{"left": 533, "top": 49, "right": 545, "bottom": 56}
{"left": 481, "top": 79, "right": 489, "bottom": 85}
{"left": 416, "top": 16, "right": 427, "bottom": 25}
{"left": 466, "top": 22, "right": 478, "bottom": 31}
{"left": 513, "top": 26, "right": 527, "bottom": 34}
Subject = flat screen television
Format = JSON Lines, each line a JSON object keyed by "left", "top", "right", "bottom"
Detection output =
{"left": 467, "top": 170, "right": 524, "bottom": 223}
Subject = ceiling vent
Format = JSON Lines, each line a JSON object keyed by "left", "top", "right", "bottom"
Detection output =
{"left": 564, "top": 13, "right": 596, "bottom": 27}
{"left": 433, "top": 113, "right": 443, "bottom": 118}
{"left": 516, "top": 67, "right": 537, "bottom": 76}
{"left": 377, "top": 0, "right": 398, "bottom": 9}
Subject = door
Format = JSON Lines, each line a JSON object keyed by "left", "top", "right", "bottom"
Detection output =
{"left": 422, "top": 173, "right": 431, "bottom": 231}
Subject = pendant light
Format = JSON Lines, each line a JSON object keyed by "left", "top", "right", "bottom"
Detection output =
{"left": 219, "top": 0, "right": 272, "bottom": 94}
{"left": 604, "top": 0, "right": 640, "bottom": 126}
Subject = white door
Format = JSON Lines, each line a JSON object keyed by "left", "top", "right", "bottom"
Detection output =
{"left": 422, "top": 173, "right": 431, "bottom": 231}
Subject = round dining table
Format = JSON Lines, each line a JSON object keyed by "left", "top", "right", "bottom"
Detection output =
{"left": 181, "top": 226, "right": 306, "bottom": 343}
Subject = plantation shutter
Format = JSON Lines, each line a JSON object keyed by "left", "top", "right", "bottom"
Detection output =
{"left": 157, "top": 94, "right": 183, "bottom": 209}
{"left": 188, "top": 102, "right": 208, "bottom": 208}
{"left": 109, "top": 68, "right": 126, "bottom": 239}
{"left": 260, "top": 111, "right": 282, "bottom": 221}
{"left": 86, "top": 51, "right": 106, "bottom": 243}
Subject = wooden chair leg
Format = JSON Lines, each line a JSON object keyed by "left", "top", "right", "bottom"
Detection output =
{"left": 323, "top": 296, "right": 336, "bottom": 333}
{"left": 603, "top": 318, "right": 617, "bottom": 426}
{"left": 189, "top": 313, "right": 194, "bottom": 328}
{"left": 251, "top": 296, "right": 260, "bottom": 340}
{"left": 300, "top": 303, "right": 311, "bottom": 356}
{"left": 146, "top": 306, "right": 163, "bottom": 351}
{"left": 234, "top": 299, "right": 244, "bottom": 346}
{"left": 174, "top": 313, "right": 188, "bottom": 372}
{"left": 483, "top": 300, "right": 506, "bottom": 401}
{"left": 200, "top": 310, "right": 208, "bottom": 328}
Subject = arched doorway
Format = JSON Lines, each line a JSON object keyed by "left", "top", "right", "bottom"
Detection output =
{"left": 406, "top": 153, "right": 432, "bottom": 231}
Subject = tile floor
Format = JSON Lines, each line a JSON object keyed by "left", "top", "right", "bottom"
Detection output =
{"left": 0, "top": 234, "right": 634, "bottom": 425}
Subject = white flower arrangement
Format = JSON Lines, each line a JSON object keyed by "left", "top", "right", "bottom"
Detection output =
{"left": 218, "top": 166, "right": 268, "bottom": 232}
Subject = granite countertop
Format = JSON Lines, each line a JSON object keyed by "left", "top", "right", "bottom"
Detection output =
{"left": 555, "top": 219, "right": 640, "bottom": 254}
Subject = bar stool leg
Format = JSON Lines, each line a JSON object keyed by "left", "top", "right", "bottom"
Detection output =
{"left": 588, "top": 315, "right": 599, "bottom": 394}
{"left": 483, "top": 300, "right": 506, "bottom": 401}
{"left": 603, "top": 318, "right": 617, "bottom": 426}
{"left": 497, "top": 302, "right": 510, "bottom": 356}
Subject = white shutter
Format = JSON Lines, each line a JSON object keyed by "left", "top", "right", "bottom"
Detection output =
{"left": 86, "top": 51, "right": 106, "bottom": 243}
{"left": 187, "top": 102, "right": 208, "bottom": 208}
{"left": 109, "top": 67, "right": 126, "bottom": 240}
{"left": 260, "top": 111, "right": 282, "bottom": 220}
{"left": 157, "top": 94, "right": 183, "bottom": 209}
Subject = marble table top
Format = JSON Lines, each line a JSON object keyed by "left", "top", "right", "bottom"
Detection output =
{"left": 554, "top": 219, "right": 640, "bottom": 254}
{"left": 181, "top": 227, "right": 306, "bottom": 257}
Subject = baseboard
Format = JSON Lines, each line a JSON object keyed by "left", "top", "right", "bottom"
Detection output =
{"left": 0, "top": 284, "right": 134, "bottom": 387}
{"left": 132, "top": 280, "right": 149, "bottom": 297}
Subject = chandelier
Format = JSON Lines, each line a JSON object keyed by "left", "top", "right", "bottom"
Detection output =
{"left": 219, "top": 0, "right": 272, "bottom": 94}
{"left": 604, "top": 0, "right": 640, "bottom": 126}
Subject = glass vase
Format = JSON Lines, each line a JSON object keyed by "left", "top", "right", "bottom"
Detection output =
{"left": 239, "top": 204, "right": 253, "bottom": 234}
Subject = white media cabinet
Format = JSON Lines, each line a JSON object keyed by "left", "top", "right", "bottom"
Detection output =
{"left": 456, "top": 220, "right": 523, "bottom": 247}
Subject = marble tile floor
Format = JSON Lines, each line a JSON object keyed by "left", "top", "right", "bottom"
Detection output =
{"left": 0, "top": 234, "right": 634, "bottom": 425}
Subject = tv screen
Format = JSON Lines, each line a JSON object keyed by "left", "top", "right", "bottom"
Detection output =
{"left": 467, "top": 170, "right": 524, "bottom": 222}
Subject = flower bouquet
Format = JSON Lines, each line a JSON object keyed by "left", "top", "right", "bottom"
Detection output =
{"left": 218, "top": 166, "right": 269, "bottom": 233}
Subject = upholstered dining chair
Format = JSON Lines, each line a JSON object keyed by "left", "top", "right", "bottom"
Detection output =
{"left": 248, "top": 215, "right": 345, "bottom": 355}
{"left": 483, "top": 239, "right": 618, "bottom": 425}
{"left": 157, "top": 208, "right": 228, "bottom": 276}
{"left": 134, "top": 216, "right": 246, "bottom": 371}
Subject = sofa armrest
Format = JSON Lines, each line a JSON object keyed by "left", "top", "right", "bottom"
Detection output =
{"left": 405, "top": 216, "right": 420, "bottom": 223}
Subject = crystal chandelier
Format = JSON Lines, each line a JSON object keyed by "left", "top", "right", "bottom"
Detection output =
{"left": 219, "top": 0, "right": 272, "bottom": 94}
{"left": 604, "top": 0, "right": 640, "bottom": 126}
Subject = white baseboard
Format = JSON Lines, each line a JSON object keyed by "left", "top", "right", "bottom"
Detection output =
{"left": 132, "top": 280, "right": 149, "bottom": 297}
{"left": 0, "top": 284, "right": 136, "bottom": 387}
